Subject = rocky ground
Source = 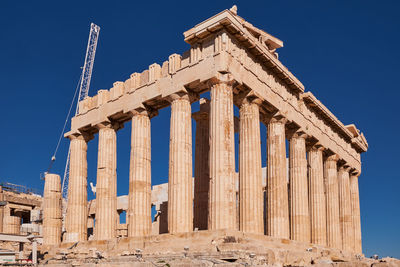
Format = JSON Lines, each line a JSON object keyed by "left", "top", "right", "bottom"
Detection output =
{"left": 38, "top": 230, "right": 400, "bottom": 267}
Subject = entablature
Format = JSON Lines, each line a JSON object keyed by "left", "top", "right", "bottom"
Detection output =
{"left": 183, "top": 9, "right": 304, "bottom": 94}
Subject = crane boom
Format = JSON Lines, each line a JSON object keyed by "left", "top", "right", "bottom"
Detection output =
{"left": 62, "top": 23, "right": 100, "bottom": 198}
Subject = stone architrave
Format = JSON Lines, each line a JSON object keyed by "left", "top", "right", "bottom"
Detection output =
{"left": 94, "top": 123, "right": 118, "bottom": 240}
{"left": 308, "top": 145, "right": 327, "bottom": 246}
{"left": 208, "top": 83, "right": 236, "bottom": 231}
{"left": 128, "top": 110, "right": 152, "bottom": 237}
{"left": 350, "top": 173, "right": 362, "bottom": 254}
{"left": 168, "top": 94, "right": 193, "bottom": 234}
{"left": 324, "top": 154, "right": 342, "bottom": 249}
{"left": 239, "top": 98, "right": 263, "bottom": 234}
{"left": 266, "top": 115, "right": 289, "bottom": 239}
{"left": 65, "top": 134, "right": 89, "bottom": 243}
{"left": 289, "top": 131, "right": 310, "bottom": 242}
{"left": 338, "top": 166, "right": 354, "bottom": 252}
{"left": 43, "top": 173, "right": 62, "bottom": 245}
{"left": 193, "top": 99, "right": 210, "bottom": 231}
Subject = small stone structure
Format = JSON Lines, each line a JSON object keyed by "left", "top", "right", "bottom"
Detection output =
{"left": 42, "top": 174, "right": 62, "bottom": 246}
{"left": 43, "top": 6, "right": 374, "bottom": 266}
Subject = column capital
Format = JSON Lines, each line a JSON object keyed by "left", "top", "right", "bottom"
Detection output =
{"left": 206, "top": 74, "right": 237, "bottom": 88}
{"left": 262, "top": 111, "right": 288, "bottom": 124}
{"left": 350, "top": 169, "right": 361, "bottom": 177}
{"left": 128, "top": 105, "right": 158, "bottom": 119}
{"left": 166, "top": 90, "right": 199, "bottom": 104}
{"left": 338, "top": 164, "right": 351, "bottom": 172}
{"left": 66, "top": 131, "right": 93, "bottom": 142}
{"left": 287, "top": 129, "right": 308, "bottom": 140}
{"left": 308, "top": 142, "right": 325, "bottom": 152}
{"left": 325, "top": 153, "right": 340, "bottom": 162}
{"left": 235, "top": 90, "right": 263, "bottom": 108}
{"left": 94, "top": 121, "right": 123, "bottom": 131}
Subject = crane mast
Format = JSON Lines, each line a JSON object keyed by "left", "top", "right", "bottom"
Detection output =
{"left": 62, "top": 23, "right": 100, "bottom": 198}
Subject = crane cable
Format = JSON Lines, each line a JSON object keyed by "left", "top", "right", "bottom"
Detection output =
{"left": 46, "top": 72, "right": 83, "bottom": 174}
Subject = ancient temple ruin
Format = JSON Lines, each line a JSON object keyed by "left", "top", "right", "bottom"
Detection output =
{"left": 42, "top": 7, "right": 370, "bottom": 266}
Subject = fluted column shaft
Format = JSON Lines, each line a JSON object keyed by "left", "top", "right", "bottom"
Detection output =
{"left": 128, "top": 112, "right": 152, "bottom": 237}
{"left": 65, "top": 135, "right": 88, "bottom": 242}
{"left": 239, "top": 99, "right": 263, "bottom": 234}
{"left": 209, "top": 83, "right": 236, "bottom": 230}
{"left": 338, "top": 166, "right": 354, "bottom": 251}
{"left": 193, "top": 99, "right": 210, "bottom": 231}
{"left": 325, "top": 155, "right": 341, "bottom": 249}
{"left": 289, "top": 132, "right": 310, "bottom": 242}
{"left": 308, "top": 146, "right": 327, "bottom": 246}
{"left": 168, "top": 95, "right": 193, "bottom": 233}
{"left": 350, "top": 174, "right": 362, "bottom": 254}
{"left": 95, "top": 124, "right": 117, "bottom": 240}
{"left": 266, "top": 116, "right": 289, "bottom": 238}
{"left": 43, "top": 173, "right": 62, "bottom": 245}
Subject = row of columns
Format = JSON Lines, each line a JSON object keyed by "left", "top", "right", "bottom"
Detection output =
{"left": 64, "top": 82, "right": 362, "bottom": 254}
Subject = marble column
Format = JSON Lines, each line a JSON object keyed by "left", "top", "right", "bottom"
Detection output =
{"left": 94, "top": 123, "right": 117, "bottom": 240}
{"left": 193, "top": 98, "right": 210, "bottom": 231}
{"left": 43, "top": 173, "right": 62, "bottom": 246}
{"left": 209, "top": 83, "right": 236, "bottom": 230}
{"left": 128, "top": 111, "right": 152, "bottom": 237}
{"left": 266, "top": 115, "right": 289, "bottom": 239}
{"left": 289, "top": 131, "right": 310, "bottom": 242}
{"left": 324, "top": 154, "right": 341, "bottom": 249}
{"left": 308, "top": 145, "right": 327, "bottom": 246}
{"left": 239, "top": 98, "right": 263, "bottom": 234}
{"left": 65, "top": 134, "right": 89, "bottom": 243}
{"left": 338, "top": 166, "right": 354, "bottom": 252}
{"left": 168, "top": 94, "right": 193, "bottom": 234}
{"left": 350, "top": 173, "right": 362, "bottom": 254}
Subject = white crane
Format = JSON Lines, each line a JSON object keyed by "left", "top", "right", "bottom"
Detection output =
{"left": 46, "top": 23, "right": 100, "bottom": 199}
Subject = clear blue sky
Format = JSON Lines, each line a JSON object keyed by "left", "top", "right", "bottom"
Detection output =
{"left": 0, "top": 0, "right": 399, "bottom": 258}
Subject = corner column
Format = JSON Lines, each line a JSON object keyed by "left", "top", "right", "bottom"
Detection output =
{"left": 324, "top": 154, "right": 341, "bottom": 249}
{"left": 128, "top": 109, "right": 153, "bottom": 237}
{"left": 65, "top": 134, "right": 90, "bottom": 242}
{"left": 168, "top": 94, "right": 193, "bottom": 234}
{"left": 338, "top": 165, "right": 354, "bottom": 252}
{"left": 266, "top": 115, "right": 289, "bottom": 239}
{"left": 308, "top": 145, "right": 327, "bottom": 246}
{"left": 193, "top": 99, "right": 210, "bottom": 231}
{"left": 350, "top": 172, "right": 362, "bottom": 254}
{"left": 94, "top": 123, "right": 118, "bottom": 240}
{"left": 209, "top": 83, "right": 236, "bottom": 230}
{"left": 289, "top": 131, "right": 310, "bottom": 242}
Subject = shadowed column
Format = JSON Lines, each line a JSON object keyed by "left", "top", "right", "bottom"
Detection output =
{"left": 193, "top": 98, "right": 210, "bottom": 231}
{"left": 239, "top": 98, "right": 263, "bottom": 234}
{"left": 168, "top": 94, "right": 193, "bottom": 234}
{"left": 43, "top": 173, "right": 62, "bottom": 245}
{"left": 95, "top": 123, "right": 118, "bottom": 240}
{"left": 208, "top": 83, "right": 236, "bottom": 230}
{"left": 350, "top": 173, "right": 362, "bottom": 254}
{"left": 266, "top": 115, "right": 289, "bottom": 239}
{"left": 128, "top": 110, "right": 152, "bottom": 237}
{"left": 308, "top": 145, "right": 327, "bottom": 246}
{"left": 65, "top": 134, "right": 89, "bottom": 242}
{"left": 325, "top": 154, "right": 342, "bottom": 249}
{"left": 289, "top": 131, "right": 310, "bottom": 242}
{"left": 338, "top": 166, "right": 354, "bottom": 251}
